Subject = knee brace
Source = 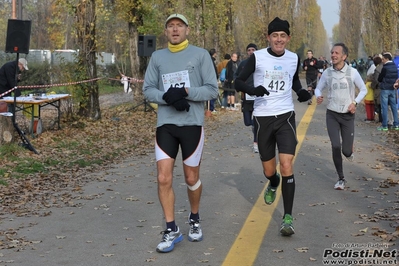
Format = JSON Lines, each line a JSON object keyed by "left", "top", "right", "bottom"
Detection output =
{"left": 187, "top": 179, "right": 201, "bottom": 191}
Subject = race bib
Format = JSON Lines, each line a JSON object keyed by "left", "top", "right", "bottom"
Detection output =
{"left": 263, "top": 70, "right": 289, "bottom": 94}
{"left": 245, "top": 93, "right": 256, "bottom": 101}
{"left": 331, "top": 76, "right": 350, "bottom": 112}
{"left": 162, "top": 70, "right": 190, "bottom": 91}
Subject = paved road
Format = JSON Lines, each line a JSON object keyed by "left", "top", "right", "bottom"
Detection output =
{"left": 1, "top": 92, "right": 398, "bottom": 266}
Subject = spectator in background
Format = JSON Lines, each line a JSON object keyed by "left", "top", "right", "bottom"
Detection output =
{"left": 351, "top": 59, "right": 357, "bottom": 69}
{"left": 302, "top": 50, "right": 319, "bottom": 105}
{"left": 235, "top": 43, "right": 259, "bottom": 153}
{"left": 217, "top": 54, "right": 231, "bottom": 108}
{"left": 0, "top": 58, "right": 29, "bottom": 113}
{"left": 366, "top": 56, "right": 376, "bottom": 76}
{"left": 217, "top": 54, "right": 230, "bottom": 75}
{"left": 377, "top": 52, "right": 399, "bottom": 131}
{"left": 394, "top": 49, "right": 399, "bottom": 76}
{"left": 209, "top": 48, "right": 218, "bottom": 113}
{"left": 393, "top": 49, "right": 399, "bottom": 110}
{"left": 371, "top": 55, "right": 383, "bottom": 123}
{"left": 364, "top": 74, "right": 375, "bottom": 122}
{"left": 224, "top": 52, "right": 239, "bottom": 110}
{"left": 317, "top": 56, "right": 328, "bottom": 79}
{"left": 121, "top": 74, "right": 132, "bottom": 94}
{"left": 0, "top": 58, "right": 28, "bottom": 98}
{"left": 367, "top": 55, "right": 373, "bottom": 68}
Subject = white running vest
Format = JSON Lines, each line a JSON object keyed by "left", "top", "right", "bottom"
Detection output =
{"left": 252, "top": 49, "right": 299, "bottom": 116}
{"left": 324, "top": 65, "right": 354, "bottom": 113}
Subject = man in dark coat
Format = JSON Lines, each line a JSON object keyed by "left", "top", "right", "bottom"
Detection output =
{"left": 302, "top": 50, "right": 319, "bottom": 104}
{"left": 0, "top": 58, "right": 29, "bottom": 98}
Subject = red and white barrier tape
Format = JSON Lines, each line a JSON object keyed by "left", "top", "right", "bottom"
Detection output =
{"left": 17, "top": 77, "right": 103, "bottom": 89}
{"left": 125, "top": 77, "right": 144, "bottom": 83}
{"left": 0, "top": 87, "right": 17, "bottom": 98}
{"left": 0, "top": 75, "right": 144, "bottom": 98}
{"left": 117, "top": 75, "right": 144, "bottom": 83}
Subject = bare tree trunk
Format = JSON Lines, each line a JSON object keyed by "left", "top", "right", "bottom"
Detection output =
{"left": 128, "top": 23, "right": 141, "bottom": 98}
{"left": 76, "top": 0, "right": 101, "bottom": 120}
{"left": 201, "top": 0, "right": 206, "bottom": 48}
{"left": 0, "top": 115, "right": 15, "bottom": 144}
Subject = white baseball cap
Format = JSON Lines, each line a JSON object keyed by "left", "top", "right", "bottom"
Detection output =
{"left": 18, "top": 58, "right": 28, "bottom": 70}
{"left": 165, "top": 14, "right": 189, "bottom": 28}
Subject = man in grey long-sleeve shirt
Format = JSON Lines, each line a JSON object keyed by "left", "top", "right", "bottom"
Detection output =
{"left": 315, "top": 43, "right": 367, "bottom": 190}
{"left": 142, "top": 13, "right": 218, "bottom": 253}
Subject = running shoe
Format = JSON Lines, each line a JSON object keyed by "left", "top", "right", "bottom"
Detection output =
{"left": 334, "top": 179, "right": 346, "bottom": 190}
{"left": 345, "top": 153, "right": 354, "bottom": 162}
{"left": 377, "top": 126, "right": 388, "bottom": 131}
{"left": 253, "top": 143, "right": 259, "bottom": 153}
{"left": 280, "top": 214, "right": 295, "bottom": 236}
{"left": 188, "top": 218, "right": 203, "bottom": 242}
{"left": 264, "top": 174, "right": 280, "bottom": 205}
{"left": 156, "top": 227, "right": 183, "bottom": 253}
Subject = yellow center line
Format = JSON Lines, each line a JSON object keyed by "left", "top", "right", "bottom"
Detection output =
{"left": 222, "top": 102, "right": 317, "bottom": 266}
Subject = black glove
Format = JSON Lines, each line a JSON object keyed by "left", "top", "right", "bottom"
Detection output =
{"left": 297, "top": 89, "right": 311, "bottom": 102}
{"left": 251, "top": 85, "right": 270, "bottom": 97}
{"left": 162, "top": 87, "right": 188, "bottom": 105}
{"left": 172, "top": 98, "right": 190, "bottom": 112}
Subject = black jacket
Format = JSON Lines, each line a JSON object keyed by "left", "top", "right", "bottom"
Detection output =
{"left": 235, "top": 58, "right": 255, "bottom": 111}
{"left": 0, "top": 60, "right": 21, "bottom": 98}
{"left": 211, "top": 56, "right": 218, "bottom": 80}
{"left": 302, "top": 57, "right": 319, "bottom": 78}
{"left": 224, "top": 59, "right": 238, "bottom": 90}
{"left": 378, "top": 61, "right": 398, "bottom": 90}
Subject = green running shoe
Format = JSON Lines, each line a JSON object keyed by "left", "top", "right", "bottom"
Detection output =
{"left": 263, "top": 173, "right": 280, "bottom": 205}
{"left": 280, "top": 214, "right": 295, "bottom": 236}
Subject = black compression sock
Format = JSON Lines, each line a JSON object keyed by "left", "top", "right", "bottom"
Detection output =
{"left": 265, "top": 172, "right": 280, "bottom": 188}
{"left": 282, "top": 175, "right": 295, "bottom": 215}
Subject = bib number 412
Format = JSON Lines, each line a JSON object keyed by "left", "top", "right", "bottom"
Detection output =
{"left": 267, "top": 80, "right": 285, "bottom": 93}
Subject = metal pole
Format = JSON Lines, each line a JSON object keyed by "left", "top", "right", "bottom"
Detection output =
{"left": 12, "top": 54, "right": 20, "bottom": 125}
{"left": 18, "top": 0, "right": 23, "bottom": 19}
{"left": 12, "top": 0, "right": 16, "bottom": 19}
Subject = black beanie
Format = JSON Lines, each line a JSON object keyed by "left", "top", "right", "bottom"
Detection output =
{"left": 268, "top": 17, "right": 290, "bottom": 36}
{"left": 246, "top": 43, "right": 258, "bottom": 50}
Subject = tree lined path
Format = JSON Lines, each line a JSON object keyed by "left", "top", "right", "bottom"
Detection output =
{"left": 0, "top": 92, "right": 397, "bottom": 266}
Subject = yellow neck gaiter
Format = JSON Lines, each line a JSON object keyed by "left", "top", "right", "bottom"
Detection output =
{"left": 168, "top": 40, "right": 189, "bottom": 53}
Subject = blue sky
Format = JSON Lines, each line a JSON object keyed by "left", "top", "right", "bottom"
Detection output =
{"left": 317, "top": 0, "right": 340, "bottom": 37}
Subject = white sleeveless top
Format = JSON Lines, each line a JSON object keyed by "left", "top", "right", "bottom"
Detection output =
{"left": 252, "top": 49, "right": 299, "bottom": 116}
{"left": 324, "top": 65, "right": 354, "bottom": 113}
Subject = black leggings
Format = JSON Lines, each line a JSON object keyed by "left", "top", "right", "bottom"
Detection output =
{"left": 326, "top": 109, "right": 354, "bottom": 178}
{"left": 243, "top": 110, "right": 258, "bottom": 142}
